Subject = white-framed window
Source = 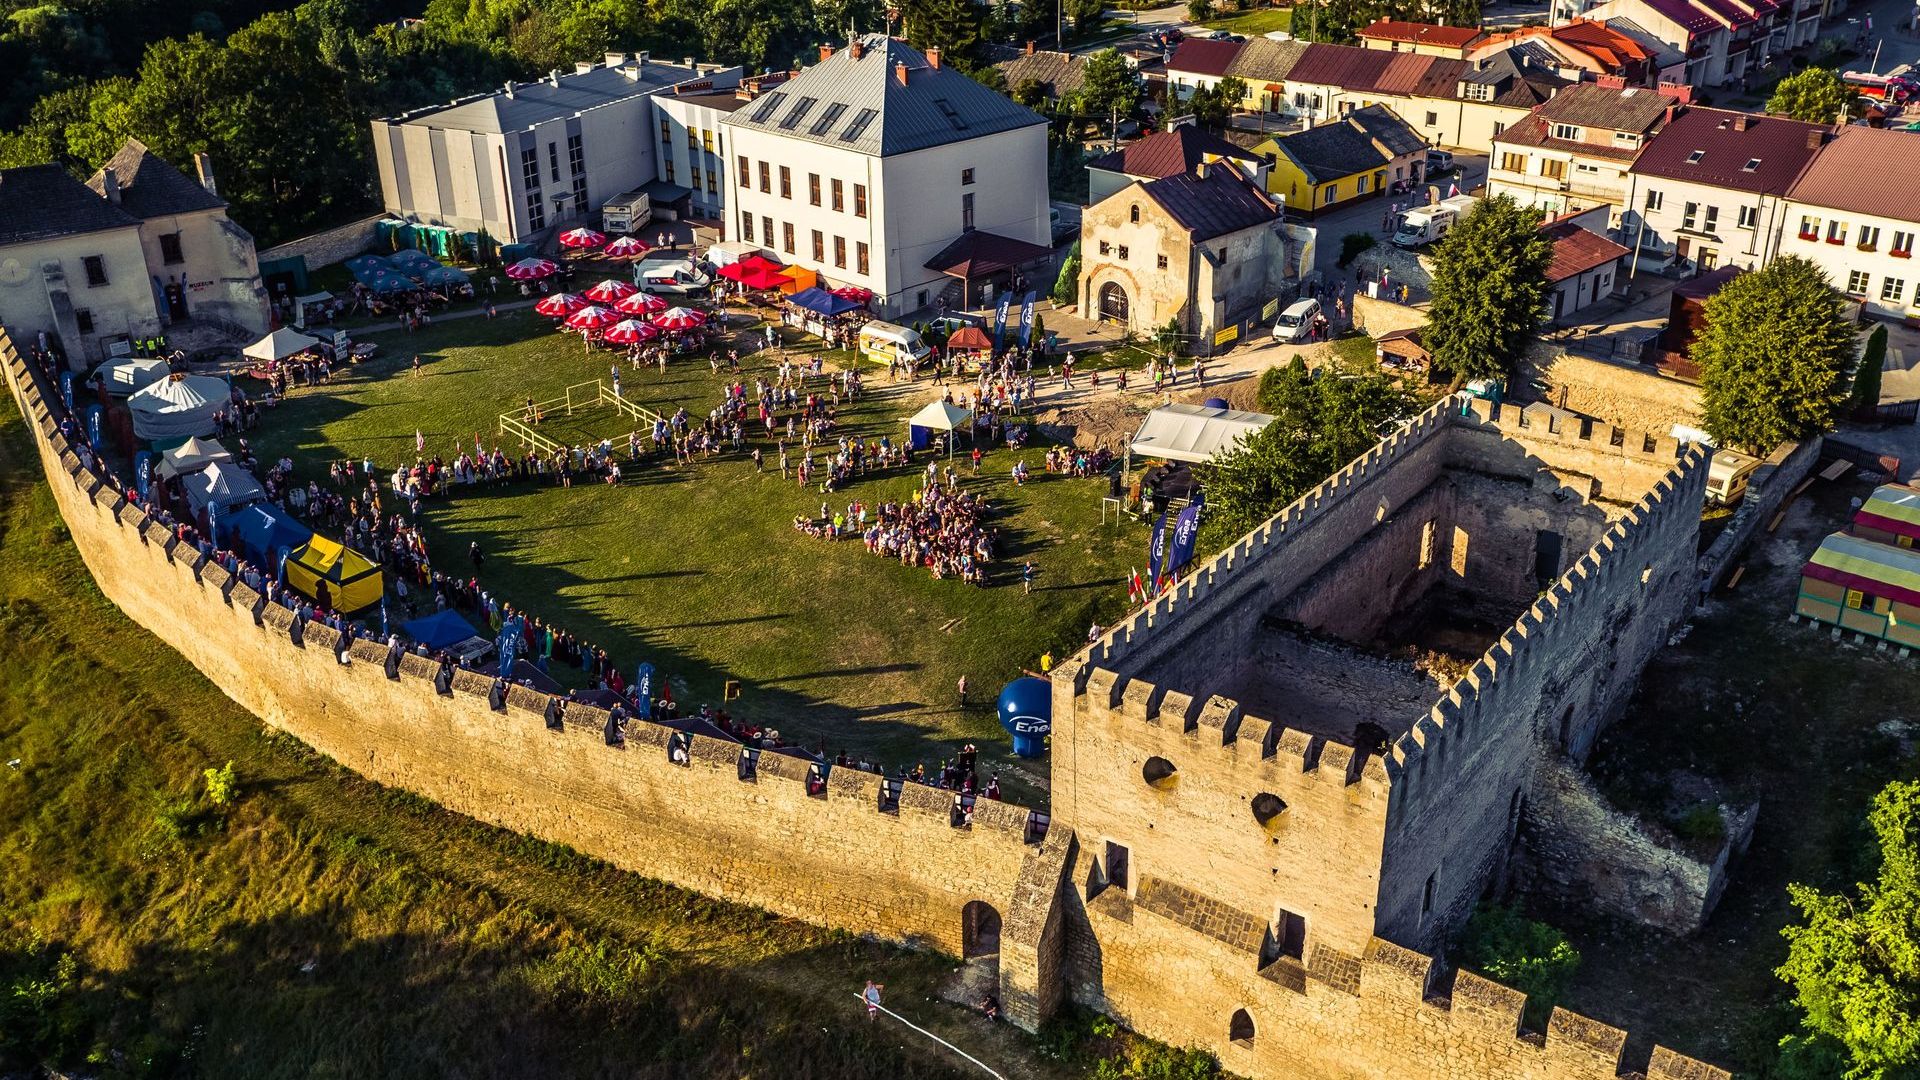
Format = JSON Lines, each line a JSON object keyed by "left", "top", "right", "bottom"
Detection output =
{"left": 1738, "top": 205, "right": 1757, "bottom": 229}
{"left": 1682, "top": 202, "right": 1698, "bottom": 230}
{"left": 1703, "top": 205, "right": 1719, "bottom": 232}
{"left": 1644, "top": 189, "right": 1664, "bottom": 211}
{"left": 1859, "top": 225, "right": 1882, "bottom": 250}
{"left": 1883, "top": 277, "right": 1906, "bottom": 303}
{"left": 1828, "top": 220, "right": 1848, "bottom": 244}
{"left": 1799, "top": 214, "right": 1820, "bottom": 238}
{"left": 1550, "top": 122, "right": 1581, "bottom": 140}
{"left": 1894, "top": 231, "right": 1915, "bottom": 257}
{"left": 1848, "top": 269, "right": 1871, "bottom": 295}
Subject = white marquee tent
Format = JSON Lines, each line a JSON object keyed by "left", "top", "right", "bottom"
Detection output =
{"left": 128, "top": 374, "right": 229, "bottom": 441}
{"left": 1128, "top": 403, "right": 1274, "bottom": 465}
{"left": 243, "top": 327, "right": 322, "bottom": 363}
{"left": 181, "top": 461, "right": 265, "bottom": 516}
{"left": 907, "top": 399, "right": 973, "bottom": 457}
{"left": 158, "top": 435, "right": 234, "bottom": 479}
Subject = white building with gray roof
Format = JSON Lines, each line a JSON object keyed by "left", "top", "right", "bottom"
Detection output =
{"left": 722, "top": 36, "right": 1051, "bottom": 317}
{"left": 371, "top": 53, "right": 742, "bottom": 246}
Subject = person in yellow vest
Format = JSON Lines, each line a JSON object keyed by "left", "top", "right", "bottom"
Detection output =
{"left": 1039, "top": 652, "right": 1053, "bottom": 673}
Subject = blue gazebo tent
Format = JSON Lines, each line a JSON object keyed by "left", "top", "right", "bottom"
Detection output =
{"left": 221, "top": 502, "right": 313, "bottom": 567}
{"left": 787, "top": 287, "right": 859, "bottom": 318}
{"left": 401, "top": 609, "right": 483, "bottom": 651}
{"left": 345, "top": 254, "right": 394, "bottom": 282}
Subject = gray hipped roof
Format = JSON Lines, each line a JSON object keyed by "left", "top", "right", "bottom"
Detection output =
{"left": 87, "top": 139, "right": 226, "bottom": 219}
{"left": 722, "top": 35, "right": 1046, "bottom": 157}
{"left": 386, "top": 58, "right": 705, "bottom": 134}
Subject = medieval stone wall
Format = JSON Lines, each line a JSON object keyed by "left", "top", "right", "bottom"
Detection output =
{"left": 1, "top": 335, "right": 1735, "bottom": 1079}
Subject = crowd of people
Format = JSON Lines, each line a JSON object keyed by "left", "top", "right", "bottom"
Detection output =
{"left": 790, "top": 475, "right": 998, "bottom": 585}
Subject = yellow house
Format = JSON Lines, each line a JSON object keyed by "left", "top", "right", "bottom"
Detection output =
{"left": 1256, "top": 104, "right": 1428, "bottom": 213}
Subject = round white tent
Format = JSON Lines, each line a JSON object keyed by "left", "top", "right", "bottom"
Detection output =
{"left": 91, "top": 357, "right": 169, "bottom": 397}
{"left": 243, "top": 327, "right": 323, "bottom": 363}
{"left": 128, "top": 374, "right": 229, "bottom": 441}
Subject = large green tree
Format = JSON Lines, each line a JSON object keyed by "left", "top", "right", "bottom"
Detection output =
{"left": 1197, "top": 359, "right": 1410, "bottom": 551}
{"left": 1696, "top": 255, "right": 1854, "bottom": 454}
{"left": 1777, "top": 780, "right": 1920, "bottom": 1079}
{"left": 1074, "top": 48, "right": 1139, "bottom": 120}
{"left": 1421, "top": 194, "right": 1553, "bottom": 386}
{"left": 1767, "top": 67, "right": 1855, "bottom": 124}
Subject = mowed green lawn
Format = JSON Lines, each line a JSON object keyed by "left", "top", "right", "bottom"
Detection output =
{"left": 251, "top": 309, "right": 1144, "bottom": 801}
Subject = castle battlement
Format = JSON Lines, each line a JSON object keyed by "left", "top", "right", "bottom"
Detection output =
{"left": 3, "top": 333, "right": 1735, "bottom": 1080}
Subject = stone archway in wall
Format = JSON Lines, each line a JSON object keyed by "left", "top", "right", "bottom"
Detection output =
{"left": 962, "top": 899, "right": 1002, "bottom": 958}
{"left": 1099, "top": 281, "right": 1130, "bottom": 324}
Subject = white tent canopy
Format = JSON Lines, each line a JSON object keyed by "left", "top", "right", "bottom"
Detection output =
{"left": 1129, "top": 403, "right": 1275, "bottom": 465}
{"left": 908, "top": 399, "right": 972, "bottom": 432}
{"left": 243, "top": 327, "right": 322, "bottom": 363}
{"left": 181, "top": 461, "right": 264, "bottom": 515}
{"left": 158, "top": 435, "right": 234, "bottom": 480}
{"left": 128, "top": 374, "right": 229, "bottom": 441}
{"left": 91, "top": 357, "right": 169, "bottom": 396}
{"left": 706, "top": 240, "right": 771, "bottom": 267}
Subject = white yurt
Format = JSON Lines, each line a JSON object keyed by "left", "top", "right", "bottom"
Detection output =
{"left": 128, "top": 374, "right": 229, "bottom": 441}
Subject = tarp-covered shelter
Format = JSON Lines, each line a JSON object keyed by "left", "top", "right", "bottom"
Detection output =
{"left": 244, "top": 327, "right": 322, "bottom": 363}
{"left": 1129, "top": 403, "right": 1274, "bottom": 465}
{"left": 908, "top": 399, "right": 973, "bottom": 454}
{"left": 92, "top": 357, "right": 169, "bottom": 396}
{"left": 285, "top": 535, "right": 384, "bottom": 614}
{"left": 401, "top": 609, "right": 483, "bottom": 652}
{"left": 220, "top": 502, "right": 312, "bottom": 568}
{"left": 1798, "top": 530, "right": 1920, "bottom": 647}
{"left": 181, "top": 460, "right": 264, "bottom": 517}
{"left": 128, "top": 374, "right": 228, "bottom": 440}
{"left": 158, "top": 434, "right": 233, "bottom": 479}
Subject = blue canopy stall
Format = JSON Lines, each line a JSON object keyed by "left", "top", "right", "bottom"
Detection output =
{"left": 344, "top": 254, "right": 395, "bottom": 282}
{"left": 221, "top": 502, "right": 313, "bottom": 568}
{"left": 787, "top": 287, "right": 860, "bottom": 318}
{"left": 401, "top": 609, "right": 484, "bottom": 652}
{"left": 422, "top": 265, "right": 470, "bottom": 287}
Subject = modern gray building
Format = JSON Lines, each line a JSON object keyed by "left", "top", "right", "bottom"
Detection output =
{"left": 370, "top": 53, "right": 743, "bottom": 246}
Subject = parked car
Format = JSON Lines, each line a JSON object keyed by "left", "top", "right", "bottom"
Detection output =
{"left": 1271, "top": 298, "right": 1321, "bottom": 343}
{"left": 637, "top": 259, "right": 710, "bottom": 295}
{"left": 1425, "top": 149, "right": 1455, "bottom": 175}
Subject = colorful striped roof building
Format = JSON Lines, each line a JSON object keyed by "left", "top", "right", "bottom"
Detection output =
{"left": 1796, "top": 484, "right": 1920, "bottom": 645}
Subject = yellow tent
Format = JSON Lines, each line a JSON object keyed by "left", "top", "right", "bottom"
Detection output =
{"left": 285, "top": 535, "right": 384, "bottom": 614}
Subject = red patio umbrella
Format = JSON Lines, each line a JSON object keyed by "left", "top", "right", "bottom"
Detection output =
{"left": 504, "top": 257, "right": 559, "bottom": 281}
{"left": 583, "top": 278, "right": 638, "bottom": 303}
{"left": 602, "top": 319, "right": 661, "bottom": 345}
{"left": 603, "top": 236, "right": 650, "bottom": 259}
{"left": 533, "top": 292, "right": 588, "bottom": 317}
{"left": 651, "top": 307, "right": 707, "bottom": 331}
{"left": 614, "top": 291, "right": 668, "bottom": 316}
{"left": 558, "top": 227, "right": 607, "bottom": 250}
{"left": 831, "top": 285, "right": 874, "bottom": 303}
{"left": 564, "top": 304, "right": 621, "bottom": 331}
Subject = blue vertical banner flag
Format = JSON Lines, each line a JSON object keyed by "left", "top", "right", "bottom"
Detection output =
{"left": 1016, "top": 291, "right": 1038, "bottom": 347}
{"left": 133, "top": 452, "right": 153, "bottom": 500}
{"left": 58, "top": 369, "right": 74, "bottom": 412}
{"left": 1169, "top": 503, "right": 1201, "bottom": 581}
{"left": 992, "top": 291, "right": 1013, "bottom": 351}
{"left": 634, "top": 662, "right": 656, "bottom": 718}
{"left": 82, "top": 404, "right": 103, "bottom": 449}
{"left": 1147, "top": 510, "right": 1169, "bottom": 590}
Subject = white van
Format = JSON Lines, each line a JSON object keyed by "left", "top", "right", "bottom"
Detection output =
{"left": 858, "top": 320, "right": 932, "bottom": 367}
{"left": 1271, "top": 298, "right": 1321, "bottom": 343}
{"left": 1705, "top": 449, "right": 1762, "bottom": 507}
{"left": 637, "top": 259, "right": 710, "bottom": 295}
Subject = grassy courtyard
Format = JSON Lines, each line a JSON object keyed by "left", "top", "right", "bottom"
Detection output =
{"left": 1200, "top": 7, "right": 1293, "bottom": 36}
{"left": 249, "top": 308, "right": 1145, "bottom": 802}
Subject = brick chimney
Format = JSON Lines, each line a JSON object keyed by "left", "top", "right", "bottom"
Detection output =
{"left": 928, "top": 46, "right": 942, "bottom": 69}
{"left": 101, "top": 169, "right": 121, "bottom": 204}
{"left": 895, "top": 60, "right": 909, "bottom": 85}
{"left": 850, "top": 38, "right": 865, "bottom": 60}
{"left": 1806, "top": 128, "right": 1825, "bottom": 150}
{"left": 1732, "top": 113, "right": 1749, "bottom": 131}
{"left": 1026, "top": 40, "right": 1036, "bottom": 56}
{"left": 194, "top": 152, "right": 218, "bottom": 197}
{"left": 820, "top": 44, "right": 835, "bottom": 61}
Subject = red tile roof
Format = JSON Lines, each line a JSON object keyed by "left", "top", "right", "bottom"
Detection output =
{"left": 1628, "top": 106, "right": 1826, "bottom": 196}
{"left": 1639, "top": 0, "right": 1724, "bottom": 36}
{"left": 1354, "top": 20, "right": 1486, "bottom": 48}
{"left": 1786, "top": 126, "right": 1920, "bottom": 221}
{"left": 1542, "top": 220, "right": 1630, "bottom": 282}
{"left": 1085, "top": 125, "right": 1264, "bottom": 179}
{"left": 1286, "top": 42, "right": 1396, "bottom": 90}
{"left": 1376, "top": 51, "right": 1433, "bottom": 94}
{"left": 1167, "top": 38, "right": 1243, "bottom": 78}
